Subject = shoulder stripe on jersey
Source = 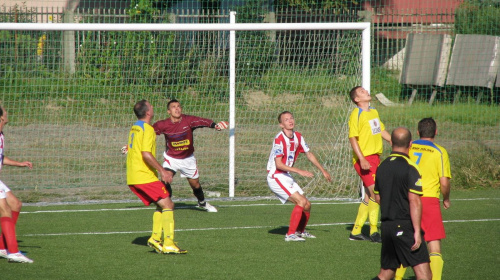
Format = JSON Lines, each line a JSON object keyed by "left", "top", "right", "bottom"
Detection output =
{"left": 412, "top": 139, "right": 442, "bottom": 154}
{"left": 356, "top": 107, "right": 362, "bottom": 122}
{"left": 134, "top": 120, "right": 145, "bottom": 130}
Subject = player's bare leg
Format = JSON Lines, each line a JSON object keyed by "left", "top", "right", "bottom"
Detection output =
{"left": 375, "top": 268, "right": 396, "bottom": 280}
{"left": 412, "top": 262, "right": 432, "bottom": 280}
{"left": 0, "top": 192, "right": 22, "bottom": 257}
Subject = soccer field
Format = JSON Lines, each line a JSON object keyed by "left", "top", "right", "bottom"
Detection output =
{"left": 2, "top": 189, "right": 499, "bottom": 279}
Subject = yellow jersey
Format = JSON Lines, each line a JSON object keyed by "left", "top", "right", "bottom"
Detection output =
{"left": 409, "top": 139, "right": 451, "bottom": 198}
{"left": 126, "top": 120, "right": 159, "bottom": 185}
{"left": 348, "top": 107, "right": 385, "bottom": 163}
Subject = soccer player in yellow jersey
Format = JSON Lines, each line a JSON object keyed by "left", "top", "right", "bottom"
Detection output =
{"left": 126, "top": 100, "right": 186, "bottom": 254}
{"left": 348, "top": 86, "right": 391, "bottom": 242}
{"left": 395, "top": 118, "right": 451, "bottom": 280}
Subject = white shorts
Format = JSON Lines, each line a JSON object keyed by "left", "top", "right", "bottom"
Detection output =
{"left": 267, "top": 173, "right": 304, "bottom": 204}
{"left": 0, "top": 180, "right": 11, "bottom": 199}
{"left": 162, "top": 153, "right": 199, "bottom": 179}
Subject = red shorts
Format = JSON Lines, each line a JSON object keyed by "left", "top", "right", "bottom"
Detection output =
{"left": 421, "top": 197, "right": 446, "bottom": 242}
{"left": 129, "top": 181, "right": 170, "bottom": 206}
{"left": 353, "top": 154, "right": 380, "bottom": 187}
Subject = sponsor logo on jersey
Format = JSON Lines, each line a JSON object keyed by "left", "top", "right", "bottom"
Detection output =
{"left": 287, "top": 152, "right": 295, "bottom": 166}
{"left": 172, "top": 139, "right": 190, "bottom": 147}
{"left": 369, "top": 118, "right": 382, "bottom": 135}
{"left": 274, "top": 145, "right": 282, "bottom": 155}
{"left": 415, "top": 178, "right": 422, "bottom": 187}
{"left": 397, "top": 231, "right": 403, "bottom": 236}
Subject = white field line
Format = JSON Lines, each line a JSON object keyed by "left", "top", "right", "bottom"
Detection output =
{"left": 20, "top": 197, "right": 500, "bottom": 214}
{"left": 19, "top": 218, "right": 500, "bottom": 237}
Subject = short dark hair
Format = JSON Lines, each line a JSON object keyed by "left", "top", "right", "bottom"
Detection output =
{"left": 418, "top": 117, "right": 437, "bottom": 138}
{"left": 278, "top": 111, "right": 292, "bottom": 123}
{"left": 391, "top": 127, "right": 412, "bottom": 149}
{"left": 349, "top": 86, "right": 362, "bottom": 104}
{"left": 133, "top": 100, "right": 149, "bottom": 119}
{"left": 0, "top": 106, "right": 3, "bottom": 117}
{"left": 167, "top": 99, "right": 180, "bottom": 110}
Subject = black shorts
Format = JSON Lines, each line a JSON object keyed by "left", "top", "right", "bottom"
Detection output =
{"left": 380, "top": 220, "right": 430, "bottom": 269}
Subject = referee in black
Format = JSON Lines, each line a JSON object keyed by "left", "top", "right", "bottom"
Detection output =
{"left": 372, "top": 127, "right": 432, "bottom": 280}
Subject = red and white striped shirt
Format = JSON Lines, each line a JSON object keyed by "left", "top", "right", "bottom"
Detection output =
{"left": 267, "top": 131, "right": 309, "bottom": 177}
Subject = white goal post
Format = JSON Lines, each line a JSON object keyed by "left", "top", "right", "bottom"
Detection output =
{"left": 0, "top": 15, "right": 370, "bottom": 199}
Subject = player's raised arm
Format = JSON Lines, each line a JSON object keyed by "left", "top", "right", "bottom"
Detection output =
{"left": 215, "top": 121, "right": 229, "bottom": 131}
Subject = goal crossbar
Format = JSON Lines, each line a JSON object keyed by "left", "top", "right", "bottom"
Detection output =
{"left": 0, "top": 17, "right": 371, "bottom": 198}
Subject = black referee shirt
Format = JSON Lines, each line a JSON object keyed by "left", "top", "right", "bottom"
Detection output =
{"left": 374, "top": 152, "right": 423, "bottom": 222}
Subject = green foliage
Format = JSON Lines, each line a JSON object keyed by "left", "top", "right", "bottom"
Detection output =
{"left": 275, "top": 0, "right": 359, "bottom": 11}
{"left": 452, "top": 143, "right": 500, "bottom": 189}
{"left": 455, "top": 0, "right": 500, "bottom": 35}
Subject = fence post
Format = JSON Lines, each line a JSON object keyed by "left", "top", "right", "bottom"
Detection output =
{"left": 63, "top": 6, "right": 76, "bottom": 74}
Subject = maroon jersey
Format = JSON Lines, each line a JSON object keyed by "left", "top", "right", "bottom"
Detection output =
{"left": 153, "top": 114, "right": 215, "bottom": 159}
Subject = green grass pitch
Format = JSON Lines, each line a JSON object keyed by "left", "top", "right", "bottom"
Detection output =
{"left": 2, "top": 189, "right": 499, "bottom": 279}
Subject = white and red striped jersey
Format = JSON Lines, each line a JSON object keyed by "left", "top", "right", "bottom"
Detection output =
{"left": 267, "top": 130, "right": 310, "bottom": 177}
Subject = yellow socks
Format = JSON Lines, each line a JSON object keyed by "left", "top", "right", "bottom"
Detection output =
{"left": 162, "top": 208, "right": 175, "bottom": 245}
{"left": 151, "top": 210, "right": 162, "bottom": 241}
{"left": 430, "top": 252, "right": 444, "bottom": 280}
{"left": 395, "top": 264, "right": 407, "bottom": 280}
{"left": 351, "top": 201, "right": 368, "bottom": 235}
{"left": 368, "top": 197, "right": 380, "bottom": 235}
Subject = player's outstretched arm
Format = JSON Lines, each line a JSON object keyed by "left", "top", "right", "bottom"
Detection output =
{"left": 305, "top": 152, "right": 332, "bottom": 182}
{"left": 3, "top": 156, "right": 33, "bottom": 169}
{"left": 215, "top": 121, "right": 229, "bottom": 131}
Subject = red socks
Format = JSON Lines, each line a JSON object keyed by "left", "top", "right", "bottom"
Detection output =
{"left": 296, "top": 211, "right": 310, "bottom": 233}
{"left": 0, "top": 211, "right": 20, "bottom": 251}
{"left": 0, "top": 217, "right": 19, "bottom": 253}
{"left": 287, "top": 205, "right": 305, "bottom": 235}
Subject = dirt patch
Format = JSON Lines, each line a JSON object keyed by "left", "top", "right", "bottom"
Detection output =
{"left": 243, "top": 90, "right": 271, "bottom": 108}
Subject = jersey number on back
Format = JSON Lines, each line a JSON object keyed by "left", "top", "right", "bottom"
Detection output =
{"left": 413, "top": 152, "right": 423, "bottom": 165}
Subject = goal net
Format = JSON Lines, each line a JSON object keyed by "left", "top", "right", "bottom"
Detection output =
{"left": 0, "top": 16, "right": 369, "bottom": 202}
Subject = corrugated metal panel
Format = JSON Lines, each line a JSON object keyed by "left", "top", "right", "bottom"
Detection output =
{"left": 400, "top": 33, "right": 452, "bottom": 86}
{"left": 446, "top": 34, "right": 500, "bottom": 89}
{"left": 496, "top": 68, "right": 500, "bottom": 88}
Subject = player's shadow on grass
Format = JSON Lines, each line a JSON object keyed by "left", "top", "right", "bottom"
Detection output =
{"left": 132, "top": 236, "right": 149, "bottom": 247}
{"left": 345, "top": 224, "right": 371, "bottom": 237}
{"left": 124, "top": 202, "right": 196, "bottom": 211}
{"left": 17, "top": 240, "right": 41, "bottom": 254}
{"left": 268, "top": 226, "right": 288, "bottom": 236}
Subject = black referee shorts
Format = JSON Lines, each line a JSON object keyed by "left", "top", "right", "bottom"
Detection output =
{"left": 380, "top": 220, "right": 430, "bottom": 269}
